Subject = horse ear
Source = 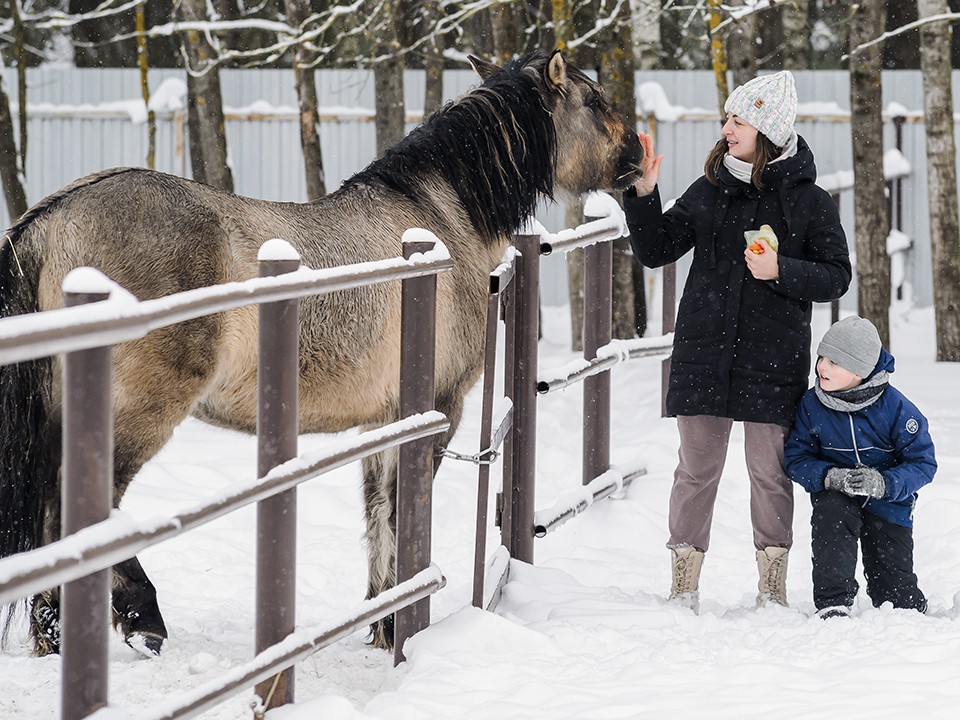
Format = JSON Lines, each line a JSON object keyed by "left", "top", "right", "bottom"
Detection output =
{"left": 469, "top": 55, "right": 500, "bottom": 82}
{"left": 546, "top": 50, "right": 567, "bottom": 91}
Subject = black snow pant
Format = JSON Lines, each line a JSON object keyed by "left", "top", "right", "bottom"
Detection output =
{"left": 810, "top": 490, "right": 927, "bottom": 613}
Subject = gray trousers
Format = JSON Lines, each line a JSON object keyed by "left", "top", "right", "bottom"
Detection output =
{"left": 668, "top": 415, "right": 793, "bottom": 553}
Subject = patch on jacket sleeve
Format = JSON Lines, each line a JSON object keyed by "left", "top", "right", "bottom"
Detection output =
{"left": 905, "top": 418, "right": 919, "bottom": 434}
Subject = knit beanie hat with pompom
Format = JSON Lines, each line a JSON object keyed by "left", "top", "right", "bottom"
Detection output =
{"left": 724, "top": 71, "right": 797, "bottom": 148}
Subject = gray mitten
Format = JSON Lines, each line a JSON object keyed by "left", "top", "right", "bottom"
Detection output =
{"left": 845, "top": 467, "right": 886, "bottom": 499}
{"left": 824, "top": 467, "right": 852, "bottom": 492}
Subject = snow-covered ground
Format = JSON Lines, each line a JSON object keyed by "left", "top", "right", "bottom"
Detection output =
{"left": 2, "top": 304, "right": 958, "bottom": 719}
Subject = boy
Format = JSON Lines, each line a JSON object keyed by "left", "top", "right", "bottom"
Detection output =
{"left": 784, "top": 316, "right": 937, "bottom": 619}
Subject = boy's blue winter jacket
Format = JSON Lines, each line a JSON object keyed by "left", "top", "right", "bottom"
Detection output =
{"left": 784, "top": 348, "right": 937, "bottom": 528}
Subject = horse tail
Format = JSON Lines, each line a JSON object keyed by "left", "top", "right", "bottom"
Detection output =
{"left": 0, "top": 219, "right": 59, "bottom": 643}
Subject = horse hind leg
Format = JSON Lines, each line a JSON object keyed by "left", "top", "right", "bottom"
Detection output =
{"left": 106, "top": 317, "right": 224, "bottom": 655}
{"left": 362, "top": 446, "right": 399, "bottom": 650}
{"left": 360, "top": 385, "right": 468, "bottom": 651}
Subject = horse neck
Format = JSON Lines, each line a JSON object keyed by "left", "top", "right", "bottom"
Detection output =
{"left": 349, "top": 83, "right": 556, "bottom": 245}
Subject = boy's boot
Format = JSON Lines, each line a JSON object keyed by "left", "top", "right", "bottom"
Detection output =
{"left": 756, "top": 546, "right": 789, "bottom": 607}
{"left": 669, "top": 546, "right": 704, "bottom": 612}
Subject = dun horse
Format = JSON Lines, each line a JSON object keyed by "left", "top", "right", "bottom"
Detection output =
{"left": 0, "top": 51, "right": 643, "bottom": 656}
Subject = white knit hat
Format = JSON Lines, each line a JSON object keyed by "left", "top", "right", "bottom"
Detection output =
{"left": 724, "top": 71, "right": 797, "bottom": 147}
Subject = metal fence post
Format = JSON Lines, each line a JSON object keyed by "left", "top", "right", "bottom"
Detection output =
{"left": 509, "top": 233, "right": 540, "bottom": 563}
{"left": 61, "top": 271, "right": 113, "bottom": 720}
{"left": 394, "top": 235, "right": 438, "bottom": 665}
{"left": 255, "top": 241, "right": 300, "bottom": 711}
{"left": 582, "top": 229, "right": 612, "bottom": 485}
{"left": 499, "top": 270, "right": 517, "bottom": 552}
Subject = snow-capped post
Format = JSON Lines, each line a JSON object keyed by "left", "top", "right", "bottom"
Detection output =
{"left": 254, "top": 239, "right": 301, "bottom": 710}
{"left": 60, "top": 268, "right": 113, "bottom": 720}
{"left": 581, "top": 206, "right": 612, "bottom": 487}
{"left": 506, "top": 230, "right": 540, "bottom": 564}
{"left": 394, "top": 230, "right": 440, "bottom": 665}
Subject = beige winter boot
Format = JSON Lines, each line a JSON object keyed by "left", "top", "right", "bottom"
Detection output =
{"left": 669, "top": 546, "right": 704, "bottom": 612}
{"left": 756, "top": 546, "right": 789, "bottom": 607}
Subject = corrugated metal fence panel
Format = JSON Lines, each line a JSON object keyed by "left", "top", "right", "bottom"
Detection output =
{"left": 1, "top": 67, "right": 956, "bottom": 307}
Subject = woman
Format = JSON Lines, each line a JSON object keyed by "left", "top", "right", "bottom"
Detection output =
{"left": 624, "top": 71, "right": 851, "bottom": 610}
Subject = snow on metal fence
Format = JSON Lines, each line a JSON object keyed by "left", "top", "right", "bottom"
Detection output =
{"left": 0, "top": 235, "right": 454, "bottom": 718}
{"left": 0, "top": 186, "right": 679, "bottom": 718}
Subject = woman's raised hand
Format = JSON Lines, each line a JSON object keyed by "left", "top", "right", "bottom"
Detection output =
{"left": 633, "top": 131, "right": 664, "bottom": 197}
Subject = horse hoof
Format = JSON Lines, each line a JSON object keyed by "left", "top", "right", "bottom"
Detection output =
{"left": 31, "top": 599, "right": 61, "bottom": 656}
{"left": 367, "top": 616, "right": 394, "bottom": 651}
{"left": 124, "top": 631, "right": 165, "bottom": 657}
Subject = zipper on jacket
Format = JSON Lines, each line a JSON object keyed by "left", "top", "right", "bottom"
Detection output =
{"left": 847, "top": 413, "right": 869, "bottom": 508}
{"left": 847, "top": 412, "right": 861, "bottom": 465}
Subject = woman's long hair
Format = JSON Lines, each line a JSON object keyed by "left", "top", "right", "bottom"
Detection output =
{"left": 704, "top": 131, "right": 782, "bottom": 189}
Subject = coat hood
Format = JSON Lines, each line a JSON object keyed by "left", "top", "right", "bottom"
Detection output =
{"left": 869, "top": 346, "right": 896, "bottom": 378}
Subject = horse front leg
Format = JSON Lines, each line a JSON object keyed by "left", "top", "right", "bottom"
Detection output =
{"left": 362, "top": 447, "right": 399, "bottom": 649}
{"left": 111, "top": 556, "right": 168, "bottom": 655}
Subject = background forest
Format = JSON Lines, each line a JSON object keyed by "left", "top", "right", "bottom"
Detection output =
{"left": 2, "top": 0, "right": 959, "bottom": 361}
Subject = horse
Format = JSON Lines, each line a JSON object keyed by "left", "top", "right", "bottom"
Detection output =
{"left": 0, "top": 50, "right": 643, "bottom": 656}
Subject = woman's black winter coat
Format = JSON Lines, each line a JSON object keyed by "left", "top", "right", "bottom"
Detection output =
{"left": 624, "top": 135, "right": 851, "bottom": 427}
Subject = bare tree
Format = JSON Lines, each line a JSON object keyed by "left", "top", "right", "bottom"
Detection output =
{"left": 284, "top": 0, "right": 326, "bottom": 199}
{"left": 420, "top": 0, "right": 445, "bottom": 116}
{"left": 848, "top": 1, "right": 890, "bottom": 345}
{"left": 600, "top": 6, "right": 642, "bottom": 340}
{"left": 917, "top": 0, "right": 960, "bottom": 360}
{"left": 726, "top": 0, "right": 757, "bottom": 88}
{"left": 135, "top": 2, "right": 156, "bottom": 169}
{"left": 781, "top": 0, "right": 811, "bottom": 69}
{"left": 177, "top": 0, "right": 234, "bottom": 192}
{"left": 373, "top": 0, "right": 405, "bottom": 156}
{"left": 489, "top": 2, "right": 526, "bottom": 63}
{"left": 0, "top": 74, "right": 27, "bottom": 221}
{"left": 631, "top": 0, "right": 662, "bottom": 69}
{"left": 706, "top": 0, "right": 730, "bottom": 115}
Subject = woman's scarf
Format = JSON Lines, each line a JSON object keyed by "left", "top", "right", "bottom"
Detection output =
{"left": 721, "top": 129, "right": 799, "bottom": 185}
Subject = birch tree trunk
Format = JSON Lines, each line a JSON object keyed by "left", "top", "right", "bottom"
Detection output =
{"left": 178, "top": 0, "right": 234, "bottom": 192}
{"left": 917, "top": 0, "right": 960, "bottom": 360}
{"left": 849, "top": 1, "right": 890, "bottom": 345}
{"left": 284, "top": 0, "right": 326, "bottom": 199}
{"left": 0, "top": 76, "right": 27, "bottom": 221}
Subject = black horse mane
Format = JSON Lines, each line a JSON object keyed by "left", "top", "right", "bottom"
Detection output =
{"left": 344, "top": 52, "right": 558, "bottom": 244}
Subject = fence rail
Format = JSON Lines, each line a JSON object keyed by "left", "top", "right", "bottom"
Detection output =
{"left": 0, "top": 234, "right": 453, "bottom": 718}
{"left": 1, "top": 194, "right": 675, "bottom": 719}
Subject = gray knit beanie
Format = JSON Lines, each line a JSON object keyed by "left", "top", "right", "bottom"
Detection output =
{"left": 817, "top": 315, "right": 882, "bottom": 378}
{"left": 724, "top": 71, "right": 797, "bottom": 147}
